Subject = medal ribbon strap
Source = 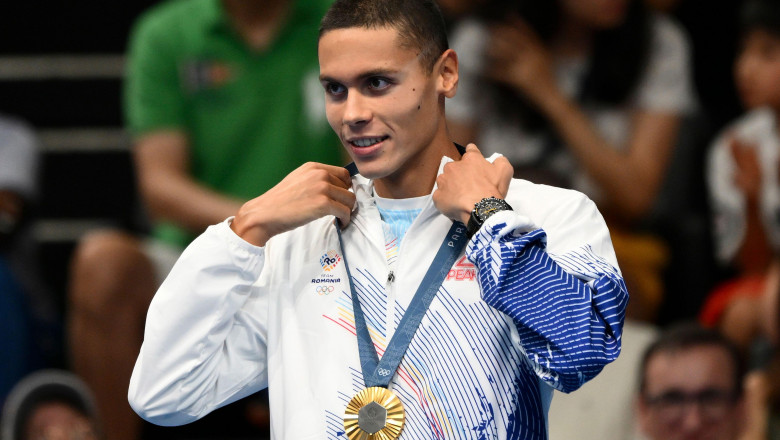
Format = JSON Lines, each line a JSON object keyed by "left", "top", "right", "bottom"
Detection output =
{"left": 335, "top": 220, "right": 468, "bottom": 388}
{"left": 336, "top": 221, "right": 380, "bottom": 377}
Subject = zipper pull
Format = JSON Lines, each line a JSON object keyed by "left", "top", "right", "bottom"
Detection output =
{"left": 387, "top": 271, "right": 395, "bottom": 283}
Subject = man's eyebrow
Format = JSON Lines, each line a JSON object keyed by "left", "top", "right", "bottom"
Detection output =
{"left": 319, "top": 68, "right": 400, "bottom": 83}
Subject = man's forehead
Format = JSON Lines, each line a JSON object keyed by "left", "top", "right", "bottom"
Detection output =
{"left": 318, "top": 27, "right": 422, "bottom": 81}
{"left": 318, "top": 26, "right": 402, "bottom": 53}
{"left": 645, "top": 346, "right": 736, "bottom": 388}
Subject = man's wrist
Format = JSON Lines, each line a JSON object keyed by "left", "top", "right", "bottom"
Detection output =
{"left": 466, "top": 197, "right": 513, "bottom": 238}
{"left": 229, "top": 215, "right": 272, "bottom": 247}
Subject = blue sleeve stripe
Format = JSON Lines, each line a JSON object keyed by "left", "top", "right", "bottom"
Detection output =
{"left": 467, "top": 224, "right": 629, "bottom": 393}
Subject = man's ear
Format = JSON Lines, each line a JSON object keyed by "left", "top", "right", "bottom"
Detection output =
{"left": 436, "top": 49, "right": 458, "bottom": 98}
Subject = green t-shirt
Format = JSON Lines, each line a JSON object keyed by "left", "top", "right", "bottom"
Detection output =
{"left": 125, "top": 0, "right": 341, "bottom": 247}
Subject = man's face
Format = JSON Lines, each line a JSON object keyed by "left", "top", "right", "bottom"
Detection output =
{"left": 24, "top": 402, "right": 98, "bottom": 440}
{"left": 318, "top": 26, "right": 447, "bottom": 187}
{"left": 735, "top": 29, "right": 780, "bottom": 111}
{"left": 638, "top": 346, "right": 744, "bottom": 440}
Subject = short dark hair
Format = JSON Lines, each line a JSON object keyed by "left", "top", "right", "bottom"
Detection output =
{"left": 319, "top": 0, "right": 449, "bottom": 73}
{"left": 638, "top": 323, "right": 745, "bottom": 397}
{"left": 741, "top": 0, "right": 780, "bottom": 37}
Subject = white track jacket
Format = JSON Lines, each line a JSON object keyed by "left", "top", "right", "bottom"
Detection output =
{"left": 129, "top": 156, "right": 628, "bottom": 440}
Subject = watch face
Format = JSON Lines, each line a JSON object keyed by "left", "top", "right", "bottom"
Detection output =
{"left": 468, "top": 197, "right": 513, "bottom": 238}
{"left": 475, "top": 197, "right": 512, "bottom": 222}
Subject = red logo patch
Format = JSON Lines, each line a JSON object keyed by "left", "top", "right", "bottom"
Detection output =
{"left": 446, "top": 256, "right": 476, "bottom": 281}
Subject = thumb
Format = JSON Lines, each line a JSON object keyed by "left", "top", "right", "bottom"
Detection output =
{"left": 465, "top": 142, "right": 483, "bottom": 156}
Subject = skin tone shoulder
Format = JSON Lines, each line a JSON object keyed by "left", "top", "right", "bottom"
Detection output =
{"left": 231, "top": 25, "right": 513, "bottom": 246}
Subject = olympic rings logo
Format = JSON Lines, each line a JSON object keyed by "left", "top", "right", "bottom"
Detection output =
{"left": 377, "top": 368, "right": 392, "bottom": 377}
{"left": 316, "top": 285, "right": 335, "bottom": 295}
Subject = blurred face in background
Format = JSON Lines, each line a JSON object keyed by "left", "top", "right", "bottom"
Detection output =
{"left": 559, "top": 0, "right": 630, "bottom": 29}
{"left": 637, "top": 345, "right": 744, "bottom": 440}
{"left": 24, "top": 402, "right": 99, "bottom": 440}
{"left": 735, "top": 29, "right": 780, "bottom": 111}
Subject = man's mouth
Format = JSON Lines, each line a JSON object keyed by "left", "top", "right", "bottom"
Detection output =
{"left": 349, "top": 136, "right": 389, "bottom": 148}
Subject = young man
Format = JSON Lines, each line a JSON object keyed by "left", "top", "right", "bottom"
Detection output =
{"left": 636, "top": 324, "right": 746, "bottom": 440}
{"left": 128, "top": 0, "right": 628, "bottom": 438}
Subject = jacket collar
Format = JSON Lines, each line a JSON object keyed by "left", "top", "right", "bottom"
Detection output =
{"left": 347, "top": 142, "right": 466, "bottom": 205}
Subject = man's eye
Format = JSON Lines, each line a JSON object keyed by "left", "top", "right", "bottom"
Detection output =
{"left": 324, "top": 83, "right": 345, "bottom": 95}
{"left": 368, "top": 77, "right": 390, "bottom": 90}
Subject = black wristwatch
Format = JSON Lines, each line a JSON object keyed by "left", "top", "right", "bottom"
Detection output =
{"left": 466, "top": 197, "right": 513, "bottom": 238}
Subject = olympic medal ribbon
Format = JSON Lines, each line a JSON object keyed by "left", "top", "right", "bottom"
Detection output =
{"left": 335, "top": 219, "right": 468, "bottom": 388}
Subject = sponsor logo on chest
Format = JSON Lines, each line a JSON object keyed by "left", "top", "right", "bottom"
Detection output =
{"left": 446, "top": 256, "right": 477, "bottom": 282}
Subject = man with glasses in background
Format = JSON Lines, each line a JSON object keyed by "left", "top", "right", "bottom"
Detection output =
{"left": 636, "top": 323, "right": 746, "bottom": 440}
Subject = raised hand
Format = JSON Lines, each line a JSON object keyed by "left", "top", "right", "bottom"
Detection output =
{"left": 729, "top": 137, "right": 762, "bottom": 203}
{"left": 486, "top": 17, "right": 558, "bottom": 105}
{"left": 433, "top": 143, "right": 513, "bottom": 224}
{"left": 230, "top": 162, "right": 355, "bottom": 246}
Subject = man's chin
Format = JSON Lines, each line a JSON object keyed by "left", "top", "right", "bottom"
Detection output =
{"left": 348, "top": 158, "right": 391, "bottom": 180}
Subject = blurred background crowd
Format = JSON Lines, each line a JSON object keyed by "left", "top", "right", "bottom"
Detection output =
{"left": 0, "top": 0, "right": 779, "bottom": 439}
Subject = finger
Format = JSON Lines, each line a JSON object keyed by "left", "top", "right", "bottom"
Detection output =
{"left": 308, "top": 187, "right": 354, "bottom": 227}
{"left": 493, "top": 154, "right": 513, "bottom": 174}
{"left": 325, "top": 169, "right": 352, "bottom": 190}
{"left": 329, "top": 196, "right": 354, "bottom": 228}
{"left": 463, "top": 143, "right": 485, "bottom": 160}
{"left": 317, "top": 163, "right": 353, "bottom": 188}
{"left": 493, "top": 156, "right": 514, "bottom": 196}
{"left": 326, "top": 185, "right": 357, "bottom": 210}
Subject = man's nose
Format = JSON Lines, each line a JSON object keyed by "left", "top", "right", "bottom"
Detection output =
{"left": 679, "top": 402, "right": 706, "bottom": 432}
{"left": 343, "top": 91, "right": 371, "bottom": 126}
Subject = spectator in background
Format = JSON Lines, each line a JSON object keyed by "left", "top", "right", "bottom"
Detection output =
{"left": 636, "top": 323, "right": 746, "bottom": 440}
{"left": 647, "top": 0, "right": 744, "bottom": 133}
{"left": 547, "top": 320, "right": 659, "bottom": 440}
{"left": 66, "top": 0, "right": 342, "bottom": 439}
{"left": 447, "top": 0, "right": 698, "bottom": 322}
{"left": 1, "top": 369, "right": 101, "bottom": 440}
{"left": 740, "top": 258, "right": 780, "bottom": 439}
{"left": 1, "top": 115, "right": 58, "bottom": 407}
{"left": 701, "top": 0, "right": 780, "bottom": 353}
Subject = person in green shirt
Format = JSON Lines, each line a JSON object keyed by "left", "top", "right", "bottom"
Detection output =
{"left": 67, "top": 1, "right": 341, "bottom": 439}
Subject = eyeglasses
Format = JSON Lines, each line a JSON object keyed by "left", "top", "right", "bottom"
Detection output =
{"left": 643, "top": 388, "right": 738, "bottom": 423}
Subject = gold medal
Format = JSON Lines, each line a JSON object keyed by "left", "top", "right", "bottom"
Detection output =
{"left": 344, "top": 386, "right": 405, "bottom": 440}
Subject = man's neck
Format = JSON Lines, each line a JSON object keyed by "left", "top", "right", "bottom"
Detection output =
{"left": 372, "top": 138, "right": 461, "bottom": 199}
{"left": 222, "top": 0, "right": 290, "bottom": 52}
